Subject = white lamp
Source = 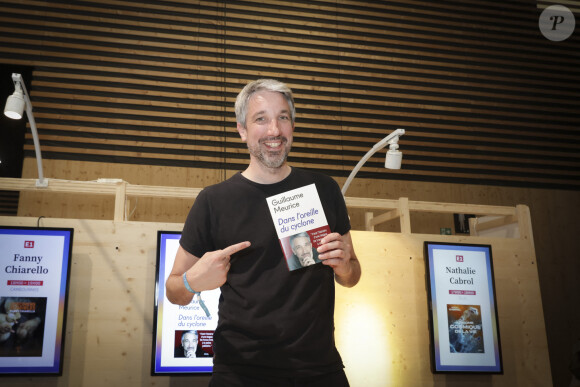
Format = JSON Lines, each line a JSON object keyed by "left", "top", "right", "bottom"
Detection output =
{"left": 341, "top": 128, "right": 405, "bottom": 195}
{"left": 4, "top": 73, "right": 47, "bottom": 187}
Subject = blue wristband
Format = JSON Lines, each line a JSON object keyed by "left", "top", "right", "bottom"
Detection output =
{"left": 182, "top": 272, "right": 210, "bottom": 318}
{"left": 182, "top": 272, "right": 198, "bottom": 293}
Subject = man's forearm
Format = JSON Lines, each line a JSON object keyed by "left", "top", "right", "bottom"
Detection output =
{"left": 166, "top": 273, "right": 195, "bottom": 306}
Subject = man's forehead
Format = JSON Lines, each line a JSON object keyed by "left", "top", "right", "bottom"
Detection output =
{"left": 292, "top": 236, "right": 311, "bottom": 244}
{"left": 249, "top": 90, "right": 289, "bottom": 110}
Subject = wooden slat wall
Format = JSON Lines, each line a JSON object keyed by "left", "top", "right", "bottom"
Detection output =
{"left": 0, "top": 190, "right": 18, "bottom": 216}
{"left": 0, "top": 0, "right": 578, "bottom": 190}
{"left": 538, "top": 0, "right": 580, "bottom": 13}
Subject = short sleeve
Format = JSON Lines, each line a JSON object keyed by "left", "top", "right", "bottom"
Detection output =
{"left": 179, "top": 188, "right": 216, "bottom": 258}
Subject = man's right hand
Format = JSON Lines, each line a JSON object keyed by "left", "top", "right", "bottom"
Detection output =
{"left": 166, "top": 241, "right": 251, "bottom": 306}
{"left": 184, "top": 241, "right": 251, "bottom": 292}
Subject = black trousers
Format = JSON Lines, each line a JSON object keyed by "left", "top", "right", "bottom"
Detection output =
{"left": 209, "top": 369, "right": 350, "bottom": 387}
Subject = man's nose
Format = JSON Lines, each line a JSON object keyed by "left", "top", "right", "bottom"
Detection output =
{"left": 267, "top": 119, "right": 282, "bottom": 136}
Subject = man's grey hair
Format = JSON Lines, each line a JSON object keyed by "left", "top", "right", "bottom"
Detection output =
{"left": 181, "top": 330, "right": 198, "bottom": 343}
{"left": 289, "top": 232, "right": 311, "bottom": 247}
{"left": 235, "top": 79, "right": 296, "bottom": 127}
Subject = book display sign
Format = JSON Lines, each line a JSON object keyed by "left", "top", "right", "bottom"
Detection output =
{"left": 266, "top": 183, "right": 330, "bottom": 271}
{"left": 0, "top": 226, "right": 73, "bottom": 375}
{"left": 152, "top": 231, "right": 217, "bottom": 375}
{"left": 424, "top": 242, "right": 503, "bottom": 373}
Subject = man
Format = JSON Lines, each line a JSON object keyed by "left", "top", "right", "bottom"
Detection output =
{"left": 287, "top": 232, "right": 321, "bottom": 270}
{"left": 176, "top": 330, "right": 199, "bottom": 358}
{"left": 166, "top": 79, "right": 361, "bottom": 386}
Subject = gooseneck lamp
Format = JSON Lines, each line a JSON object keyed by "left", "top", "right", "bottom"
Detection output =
{"left": 4, "top": 73, "right": 47, "bottom": 187}
{"left": 341, "top": 128, "right": 405, "bottom": 196}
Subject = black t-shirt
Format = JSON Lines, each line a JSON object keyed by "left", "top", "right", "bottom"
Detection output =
{"left": 179, "top": 168, "right": 351, "bottom": 377}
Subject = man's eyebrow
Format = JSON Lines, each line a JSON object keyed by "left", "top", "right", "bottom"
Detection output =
{"left": 250, "top": 109, "right": 290, "bottom": 120}
{"left": 250, "top": 110, "right": 266, "bottom": 120}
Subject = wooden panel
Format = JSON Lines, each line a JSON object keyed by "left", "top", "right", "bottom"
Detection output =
{"left": 7, "top": 158, "right": 580, "bottom": 386}
{"left": 336, "top": 231, "right": 550, "bottom": 386}
{"left": 13, "top": 159, "right": 227, "bottom": 222}
{"left": 0, "top": 216, "right": 550, "bottom": 387}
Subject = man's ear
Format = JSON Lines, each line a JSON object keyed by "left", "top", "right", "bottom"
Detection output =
{"left": 237, "top": 122, "right": 247, "bottom": 141}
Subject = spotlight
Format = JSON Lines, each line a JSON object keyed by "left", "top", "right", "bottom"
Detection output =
{"left": 4, "top": 85, "right": 25, "bottom": 119}
{"left": 385, "top": 137, "right": 403, "bottom": 170}
{"left": 4, "top": 73, "right": 47, "bottom": 187}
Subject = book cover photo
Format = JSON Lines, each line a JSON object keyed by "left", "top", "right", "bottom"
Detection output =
{"left": 266, "top": 184, "right": 331, "bottom": 271}
{"left": 0, "top": 296, "right": 47, "bottom": 357}
{"left": 447, "top": 304, "right": 485, "bottom": 354}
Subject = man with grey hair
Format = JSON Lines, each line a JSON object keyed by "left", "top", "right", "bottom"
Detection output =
{"left": 166, "top": 79, "right": 361, "bottom": 386}
{"left": 176, "top": 330, "right": 198, "bottom": 358}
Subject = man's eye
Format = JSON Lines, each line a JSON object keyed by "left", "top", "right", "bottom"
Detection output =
{"left": 280, "top": 115, "right": 289, "bottom": 120}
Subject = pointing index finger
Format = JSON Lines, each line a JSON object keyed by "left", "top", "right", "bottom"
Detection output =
{"left": 222, "top": 241, "right": 251, "bottom": 256}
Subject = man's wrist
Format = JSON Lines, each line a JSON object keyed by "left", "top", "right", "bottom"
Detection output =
{"left": 182, "top": 272, "right": 211, "bottom": 317}
{"left": 336, "top": 259, "right": 353, "bottom": 278}
{"left": 182, "top": 272, "right": 200, "bottom": 294}
{"left": 335, "top": 259, "right": 359, "bottom": 287}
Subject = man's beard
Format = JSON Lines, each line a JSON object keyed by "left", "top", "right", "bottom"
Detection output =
{"left": 247, "top": 136, "right": 291, "bottom": 169}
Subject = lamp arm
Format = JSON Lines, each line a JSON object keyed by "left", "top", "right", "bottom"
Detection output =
{"left": 341, "top": 128, "right": 405, "bottom": 196}
{"left": 13, "top": 73, "right": 47, "bottom": 187}
{"left": 25, "top": 96, "right": 46, "bottom": 187}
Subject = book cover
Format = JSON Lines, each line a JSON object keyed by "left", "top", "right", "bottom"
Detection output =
{"left": 266, "top": 184, "right": 331, "bottom": 271}
{"left": 0, "top": 296, "right": 47, "bottom": 357}
{"left": 447, "top": 304, "right": 485, "bottom": 354}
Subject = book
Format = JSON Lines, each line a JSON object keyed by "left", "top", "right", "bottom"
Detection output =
{"left": 0, "top": 296, "right": 47, "bottom": 357}
{"left": 266, "top": 184, "right": 331, "bottom": 271}
{"left": 447, "top": 304, "right": 485, "bottom": 354}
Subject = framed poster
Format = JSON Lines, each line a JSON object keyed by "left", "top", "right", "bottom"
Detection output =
{"left": 0, "top": 226, "right": 73, "bottom": 375}
{"left": 424, "top": 242, "right": 503, "bottom": 373}
{"left": 151, "top": 231, "right": 219, "bottom": 375}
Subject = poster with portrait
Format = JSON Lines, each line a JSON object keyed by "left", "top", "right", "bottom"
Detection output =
{"left": 0, "top": 226, "right": 73, "bottom": 375}
{"left": 424, "top": 242, "right": 503, "bottom": 373}
{"left": 152, "top": 231, "right": 218, "bottom": 375}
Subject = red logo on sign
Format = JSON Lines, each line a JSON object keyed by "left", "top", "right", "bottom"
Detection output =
{"left": 24, "top": 241, "right": 34, "bottom": 248}
{"left": 456, "top": 255, "right": 464, "bottom": 262}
